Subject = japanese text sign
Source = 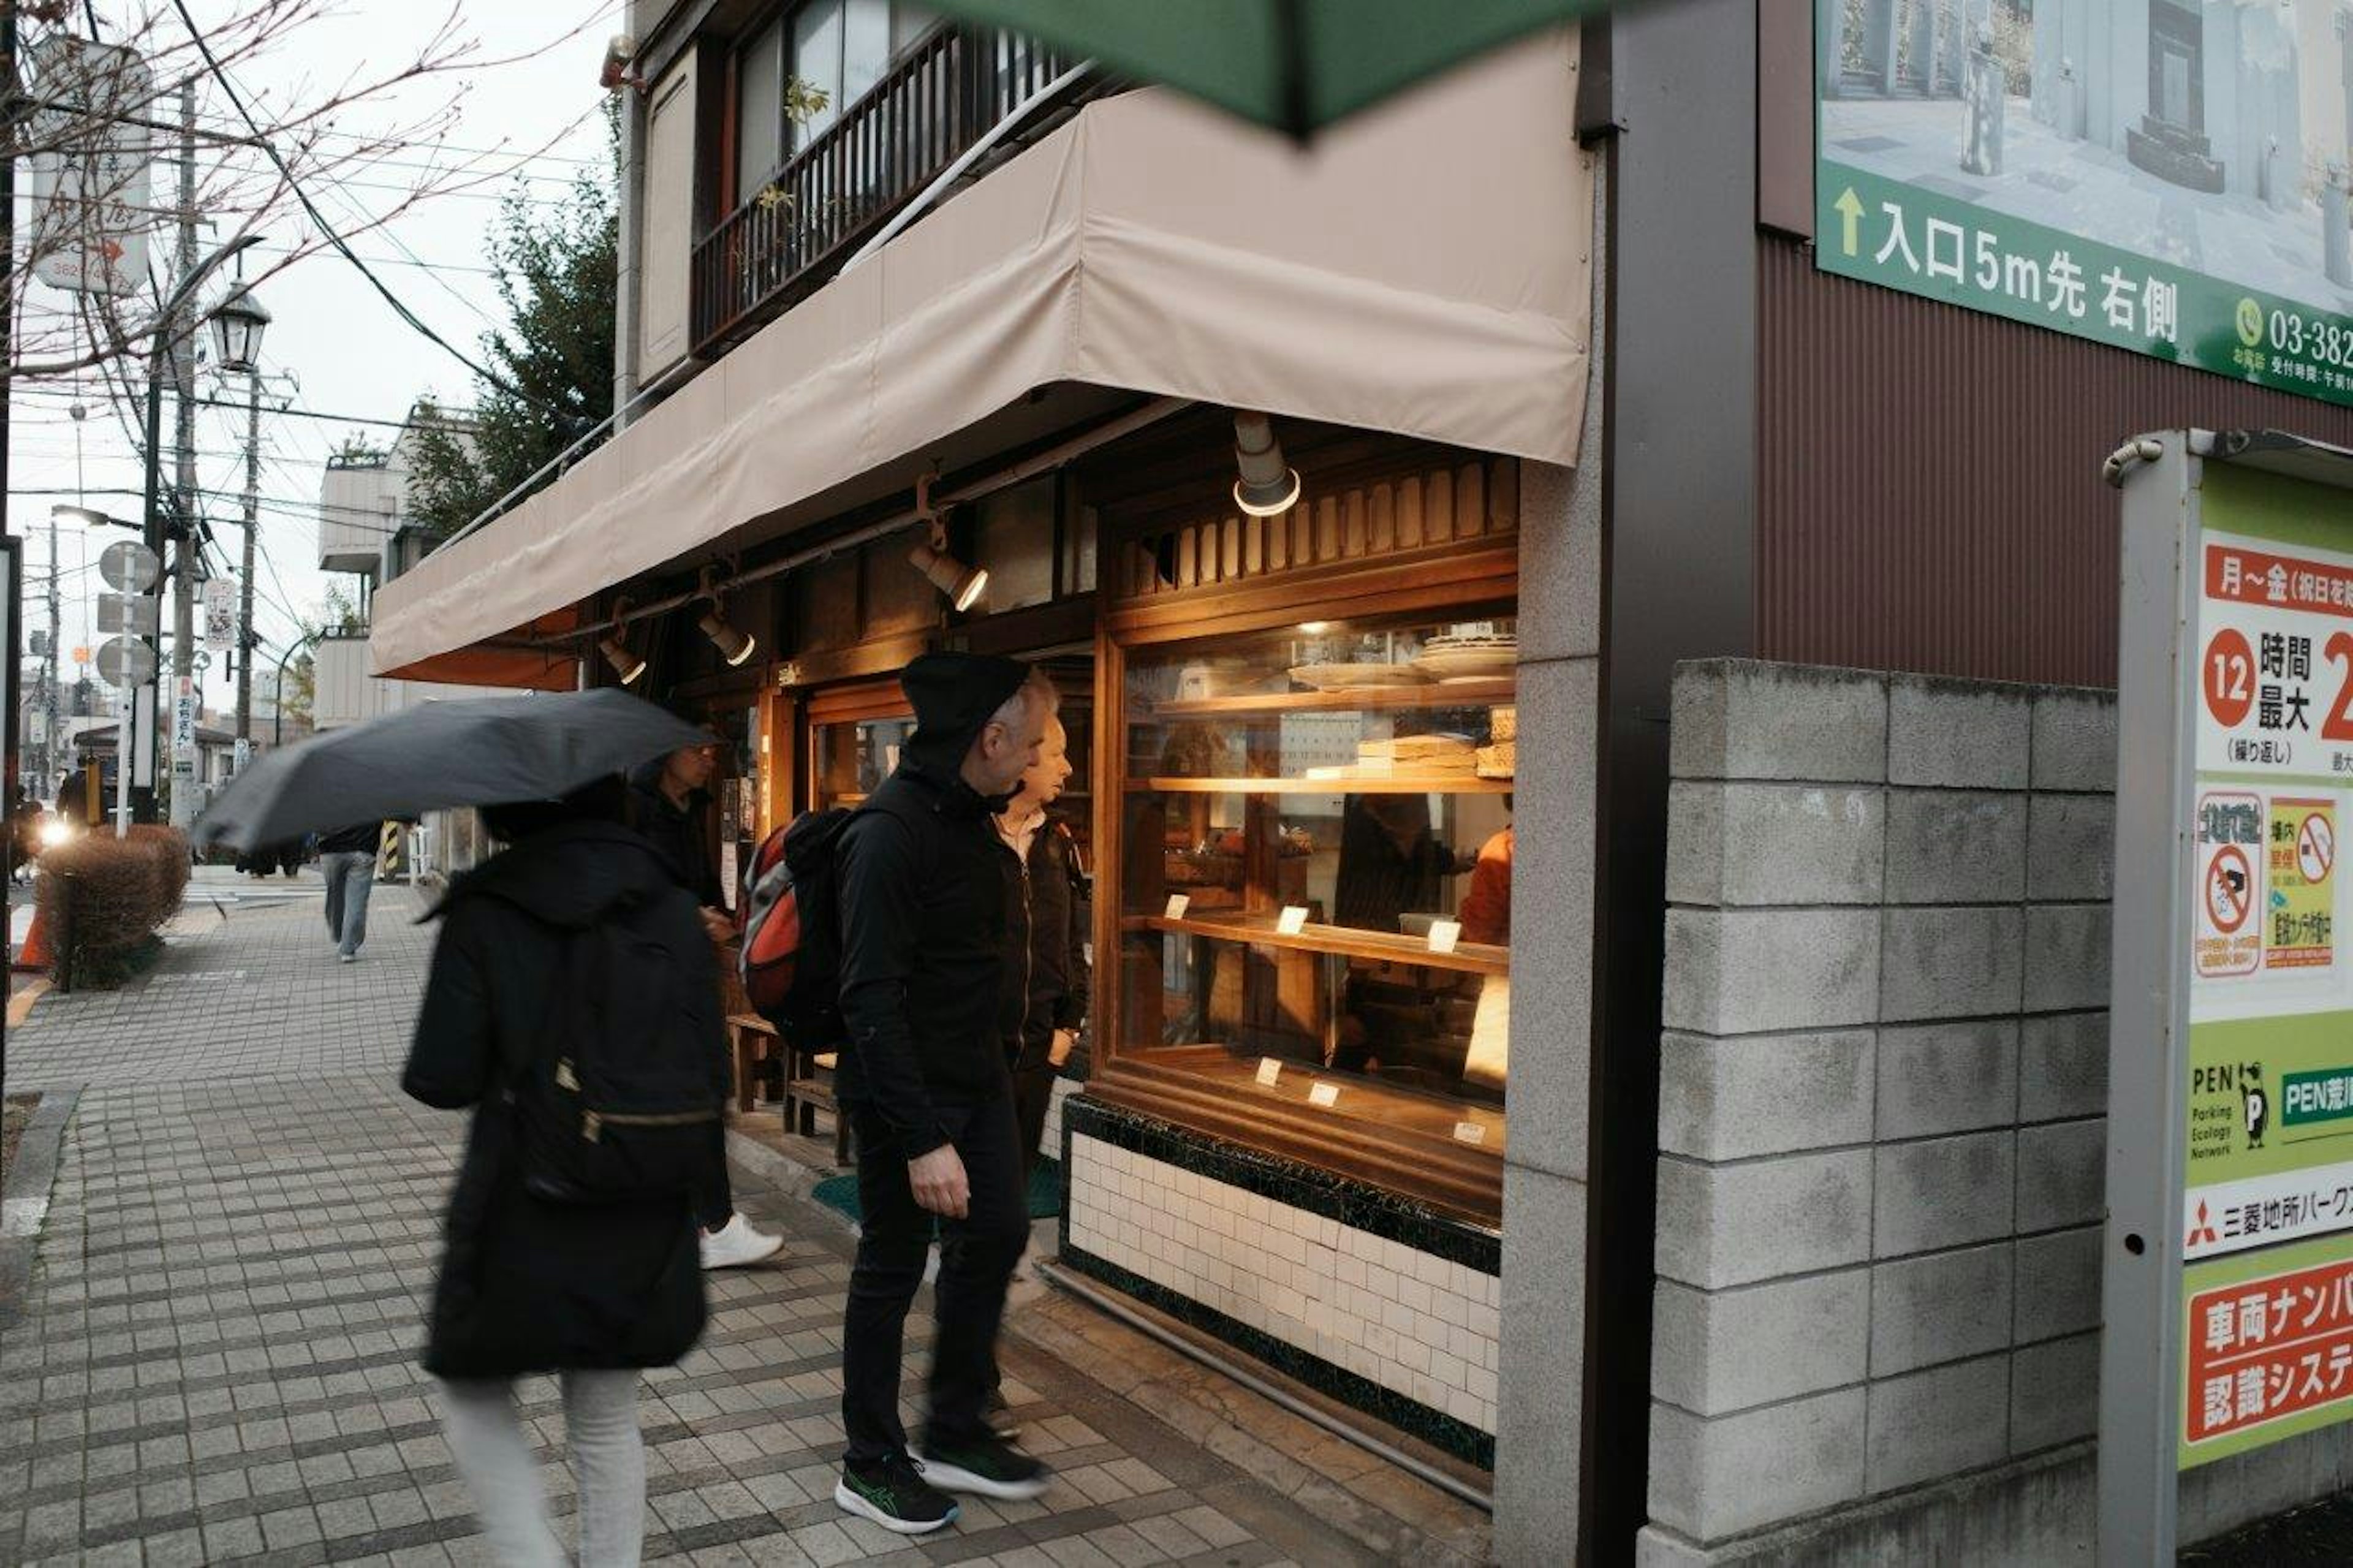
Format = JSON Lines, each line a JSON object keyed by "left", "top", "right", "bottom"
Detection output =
{"left": 1816, "top": 3, "right": 2353, "bottom": 409}
{"left": 2181, "top": 461, "right": 2353, "bottom": 1468}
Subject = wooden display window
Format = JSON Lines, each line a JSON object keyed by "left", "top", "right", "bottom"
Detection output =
{"left": 1093, "top": 587, "right": 1517, "bottom": 1226}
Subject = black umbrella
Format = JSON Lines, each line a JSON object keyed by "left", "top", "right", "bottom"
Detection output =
{"left": 193, "top": 689, "right": 709, "bottom": 852}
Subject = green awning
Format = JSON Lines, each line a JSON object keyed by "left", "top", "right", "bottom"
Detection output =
{"left": 932, "top": 0, "right": 1604, "bottom": 137}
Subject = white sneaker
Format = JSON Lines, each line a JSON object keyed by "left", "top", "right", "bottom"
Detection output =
{"left": 338, "top": 953, "right": 357, "bottom": 964}
{"left": 699, "top": 1213, "right": 782, "bottom": 1270}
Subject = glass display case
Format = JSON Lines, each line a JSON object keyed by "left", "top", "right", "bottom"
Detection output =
{"left": 811, "top": 704, "right": 915, "bottom": 811}
{"left": 1112, "top": 610, "right": 1516, "bottom": 1161}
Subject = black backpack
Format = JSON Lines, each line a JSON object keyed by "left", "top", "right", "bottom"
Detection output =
{"left": 507, "top": 887, "right": 727, "bottom": 1205}
{"left": 737, "top": 807, "right": 861, "bottom": 1048}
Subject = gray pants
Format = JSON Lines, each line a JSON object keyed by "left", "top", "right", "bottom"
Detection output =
{"left": 320, "top": 850, "right": 375, "bottom": 956}
{"left": 439, "top": 1370, "right": 645, "bottom": 1567}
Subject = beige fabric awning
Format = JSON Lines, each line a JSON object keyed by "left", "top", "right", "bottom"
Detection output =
{"left": 372, "top": 31, "right": 1592, "bottom": 684}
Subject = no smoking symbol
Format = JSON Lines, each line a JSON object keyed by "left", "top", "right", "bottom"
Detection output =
{"left": 2301, "top": 814, "right": 2336, "bottom": 885}
{"left": 2209, "top": 845, "right": 2253, "bottom": 933}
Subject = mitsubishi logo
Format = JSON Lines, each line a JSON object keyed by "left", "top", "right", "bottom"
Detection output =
{"left": 2188, "top": 1200, "right": 2220, "bottom": 1249}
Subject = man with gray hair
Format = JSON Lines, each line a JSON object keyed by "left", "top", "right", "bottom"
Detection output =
{"left": 830, "top": 652, "right": 1056, "bottom": 1535}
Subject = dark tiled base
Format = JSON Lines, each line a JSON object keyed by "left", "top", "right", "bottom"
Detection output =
{"left": 1058, "top": 1095, "right": 1498, "bottom": 1470}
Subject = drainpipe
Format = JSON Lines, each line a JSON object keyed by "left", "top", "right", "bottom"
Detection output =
{"left": 613, "top": 79, "right": 644, "bottom": 431}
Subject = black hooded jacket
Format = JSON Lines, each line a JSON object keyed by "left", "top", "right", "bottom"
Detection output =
{"left": 626, "top": 759, "right": 722, "bottom": 907}
{"left": 402, "top": 819, "right": 709, "bottom": 1377}
{"left": 834, "top": 653, "right": 1033, "bottom": 1157}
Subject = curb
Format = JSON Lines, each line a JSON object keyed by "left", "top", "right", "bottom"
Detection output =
{"left": 0, "top": 1086, "right": 80, "bottom": 1332}
{"left": 724, "top": 1125, "right": 858, "bottom": 1238}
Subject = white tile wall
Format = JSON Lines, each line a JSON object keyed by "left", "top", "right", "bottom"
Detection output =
{"left": 1064, "top": 1132, "right": 1501, "bottom": 1434}
{"left": 1041, "top": 1076, "right": 1078, "bottom": 1166}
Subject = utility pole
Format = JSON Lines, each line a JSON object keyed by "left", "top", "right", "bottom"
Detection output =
{"left": 1, "top": 0, "right": 19, "bottom": 810}
{"left": 44, "top": 463, "right": 63, "bottom": 790}
{"left": 164, "top": 76, "right": 199, "bottom": 828}
{"left": 235, "top": 365, "right": 258, "bottom": 748}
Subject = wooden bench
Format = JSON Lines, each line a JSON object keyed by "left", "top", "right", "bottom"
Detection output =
{"left": 728, "top": 1013, "right": 849, "bottom": 1165}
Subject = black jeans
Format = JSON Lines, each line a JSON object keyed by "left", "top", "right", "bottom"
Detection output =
{"left": 841, "top": 1095, "right": 1028, "bottom": 1464}
{"left": 694, "top": 1167, "right": 733, "bottom": 1233}
{"left": 1010, "top": 1041, "right": 1058, "bottom": 1184}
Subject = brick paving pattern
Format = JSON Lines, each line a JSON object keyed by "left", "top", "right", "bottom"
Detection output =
{"left": 0, "top": 885, "right": 1361, "bottom": 1565}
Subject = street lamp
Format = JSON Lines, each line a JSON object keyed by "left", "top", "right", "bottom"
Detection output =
{"left": 208, "top": 287, "right": 269, "bottom": 374}
{"left": 51, "top": 504, "right": 138, "bottom": 531}
{"left": 138, "top": 232, "right": 263, "bottom": 827}
{"left": 271, "top": 629, "right": 322, "bottom": 749}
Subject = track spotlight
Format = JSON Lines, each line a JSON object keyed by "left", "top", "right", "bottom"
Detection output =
{"left": 699, "top": 604, "right": 757, "bottom": 666}
{"left": 909, "top": 507, "right": 987, "bottom": 612}
{"left": 599, "top": 634, "right": 648, "bottom": 684}
{"left": 694, "top": 572, "right": 757, "bottom": 666}
{"left": 1231, "top": 411, "right": 1300, "bottom": 517}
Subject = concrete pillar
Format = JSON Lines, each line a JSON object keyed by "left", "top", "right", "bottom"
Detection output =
{"left": 1492, "top": 156, "right": 1606, "bottom": 1565}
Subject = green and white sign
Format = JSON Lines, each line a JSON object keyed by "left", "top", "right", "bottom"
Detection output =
{"left": 1817, "top": 1, "right": 2353, "bottom": 406}
{"left": 2108, "top": 434, "right": 2353, "bottom": 1558}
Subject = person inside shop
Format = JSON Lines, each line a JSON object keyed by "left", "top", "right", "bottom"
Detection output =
{"left": 403, "top": 776, "right": 716, "bottom": 1567}
{"left": 628, "top": 731, "right": 784, "bottom": 1272}
{"left": 1330, "top": 792, "right": 1479, "bottom": 1076}
{"left": 1458, "top": 800, "right": 1512, "bottom": 947}
{"left": 832, "top": 652, "right": 1057, "bottom": 1536}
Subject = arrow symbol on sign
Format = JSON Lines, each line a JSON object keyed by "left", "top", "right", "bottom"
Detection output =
{"left": 1834, "top": 187, "right": 1865, "bottom": 257}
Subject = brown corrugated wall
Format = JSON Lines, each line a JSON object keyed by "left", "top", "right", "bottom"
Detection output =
{"left": 1759, "top": 235, "right": 2353, "bottom": 687}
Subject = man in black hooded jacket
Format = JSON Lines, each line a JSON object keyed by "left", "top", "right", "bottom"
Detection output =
{"left": 830, "top": 651, "right": 1055, "bottom": 1536}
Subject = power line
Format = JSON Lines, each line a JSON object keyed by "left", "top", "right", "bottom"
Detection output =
{"left": 167, "top": 0, "right": 571, "bottom": 421}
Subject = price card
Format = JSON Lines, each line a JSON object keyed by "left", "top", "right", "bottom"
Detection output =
{"left": 1308, "top": 1081, "right": 1341, "bottom": 1108}
{"left": 1452, "top": 1121, "right": 1488, "bottom": 1145}
{"left": 1255, "top": 1058, "right": 1284, "bottom": 1087}
{"left": 1276, "top": 906, "right": 1309, "bottom": 936}
{"left": 1426, "top": 919, "right": 1463, "bottom": 955}
{"left": 1164, "top": 893, "right": 1191, "bottom": 921}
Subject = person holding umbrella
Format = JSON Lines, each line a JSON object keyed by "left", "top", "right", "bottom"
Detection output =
{"left": 195, "top": 692, "right": 740, "bottom": 1566}
{"left": 403, "top": 776, "right": 718, "bottom": 1566}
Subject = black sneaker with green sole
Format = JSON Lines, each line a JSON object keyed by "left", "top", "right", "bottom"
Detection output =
{"left": 834, "top": 1453, "right": 960, "bottom": 1534}
{"left": 919, "top": 1436, "right": 1052, "bottom": 1501}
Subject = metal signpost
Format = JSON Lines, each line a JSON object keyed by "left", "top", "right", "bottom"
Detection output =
{"left": 2105, "top": 429, "right": 2353, "bottom": 1560}
{"left": 97, "top": 540, "right": 159, "bottom": 836}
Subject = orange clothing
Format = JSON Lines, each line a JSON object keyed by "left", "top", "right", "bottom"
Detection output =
{"left": 1459, "top": 825, "right": 1512, "bottom": 945}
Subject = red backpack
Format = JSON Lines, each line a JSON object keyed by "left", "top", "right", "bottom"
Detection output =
{"left": 736, "top": 808, "right": 859, "bottom": 1044}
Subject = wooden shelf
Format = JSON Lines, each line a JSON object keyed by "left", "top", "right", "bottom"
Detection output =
{"left": 1127, "top": 775, "right": 1514, "bottom": 795}
{"left": 1148, "top": 677, "right": 1516, "bottom": 719}
{"left": 1125, "top": 911, "right": 1509, "bottom": 976}
{"left": 1131, "top": 1046, "right": 1507, "bottom": 1152}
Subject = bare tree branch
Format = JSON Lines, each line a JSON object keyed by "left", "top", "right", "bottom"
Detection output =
{"left": 6, "top": 0, "right": 580, "bottom": 382}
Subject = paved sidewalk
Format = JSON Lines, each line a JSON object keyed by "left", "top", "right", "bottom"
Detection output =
{"left": 0, "top": 888, "right": 1407, "bottom": 1566}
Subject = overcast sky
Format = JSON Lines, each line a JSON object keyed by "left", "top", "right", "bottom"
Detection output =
{"left": 10, "top": 0, "right": 618, "bottom": 719}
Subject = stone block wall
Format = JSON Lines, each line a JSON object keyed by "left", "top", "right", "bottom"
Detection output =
{"left": 1643, "top": 661, "right": 2115, "bottom": 1553}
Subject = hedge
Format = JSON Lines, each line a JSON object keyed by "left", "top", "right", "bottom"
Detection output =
{"left": 36, "top": 825, "right": 191, "bottom": 984}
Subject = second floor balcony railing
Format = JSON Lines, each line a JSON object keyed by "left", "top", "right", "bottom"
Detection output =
{"left": 690, "top": 25, "right": 1080, "bottom": 358}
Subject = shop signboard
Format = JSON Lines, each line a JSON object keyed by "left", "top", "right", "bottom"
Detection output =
{"left": 1815, "top": 2, "right": 2353, "bottom": 407}
{"left": 25, "top": 37, "right": 154, "bottom": 297}
{"left": 2107, "top": 430, "right": 2353, "bottom": 1561}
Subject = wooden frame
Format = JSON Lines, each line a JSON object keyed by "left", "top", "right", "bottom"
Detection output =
{"left": 1089, "top": 547, "right": 1518, "bottom": 1226}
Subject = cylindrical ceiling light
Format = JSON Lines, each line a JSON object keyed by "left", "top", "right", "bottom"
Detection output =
{"left": 1231, "top": 410, "right": 1301, "bottom": 517}
{"left": 698, "top": 603, "right": 757, "bottom": 666}
{"left": 596, "top": 598, "right": 647, "bottom": 685}
{"left": 598, "top": 634, "right": 648, "bottom": 684}
{"left": 909, "top": 517, "right": 987, "bottom": 612}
